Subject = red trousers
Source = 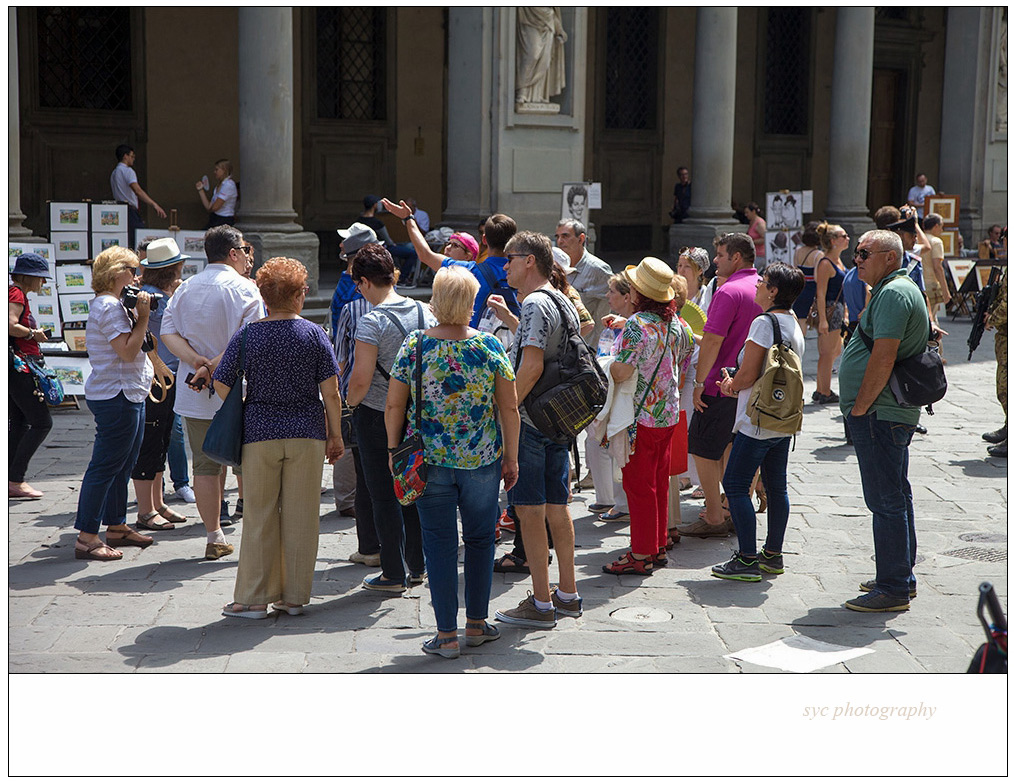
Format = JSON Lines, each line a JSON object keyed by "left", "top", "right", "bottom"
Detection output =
{"left": 622, "top": 424, "right": 676, "bottom": 555}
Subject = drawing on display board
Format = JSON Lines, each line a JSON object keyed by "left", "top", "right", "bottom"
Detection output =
{"left": 766, "top": 191, "right": 803, "bottom": 231}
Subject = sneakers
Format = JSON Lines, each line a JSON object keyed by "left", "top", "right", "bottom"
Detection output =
{"left": 551, "top": 587, "right": 583, "bottom": 617}
{"left": 204, "top": 542, "right": 234, "bottom": 560}
{"left": 349, "top": 551, "right": 382, "bottom": 567}
{"left": 495, "top": 593, "right": 557, "bottom": 629}
{"left": 859, "top": 579, "right": 916, "bottom": 598}
{"left": 498, "top": 509, "right": 516, "bottom": 533}
{"left": 174, "top": 484, "right": 196, "bottom": 504}
{"left": 844, "top": 591, "right": 910, "bottom": 612}
{"left": 812, "top": 391, "right": 840, "bottom": 405}
{"left": 982, "top": 425, "right": 1007, "bottom": 444}
{"left": 409, "top": 571, "right": 426, "bottom": 585}
{"left": 757, "top": 549, "right": 784, "bottom": 574}
{"left": 711, "top": 552, "right": 762, "bottom": 582}
{"left": 230, "top": 499, "right": 244, "bottom": 523}
{"left": 362, "top": 575, "right": 407, "bottom": 593}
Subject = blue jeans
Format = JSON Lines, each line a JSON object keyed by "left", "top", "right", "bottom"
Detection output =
{"left": 723, "top": 433, "right": 791, "bottom": 556}
{"left": 847, "top": 411, "right": 917, "bottom": 597}
{"left": 353, "top": 405, "right": 424, "bottom": 581}
{"left": 166, "top": 413, "right": 190, "bottom": 489}
{"left": 415, "top": 461, "right": 501, "bottom": 632}
{"left": 75, "top": 393, "right": 146, "bottom": 535}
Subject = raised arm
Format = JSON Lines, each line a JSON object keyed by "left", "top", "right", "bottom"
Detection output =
{"left": 380, "top": 198, "right": 446, "bottom": 272}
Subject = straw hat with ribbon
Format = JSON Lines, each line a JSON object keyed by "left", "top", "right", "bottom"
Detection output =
{"left": 621, "top": 256, "right": 676, "bottom": 303}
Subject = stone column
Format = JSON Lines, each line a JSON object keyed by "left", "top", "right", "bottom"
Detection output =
{"left": 825, "top": 8, "right": 876, "bottom": 238}
{"left": 443, "top": 7, "right": 493, "bottom": 226}
{"left": 235, "top": 8, "right": 321, "bottom": 296}
{"left": 669, "top": 8, "right": 741, "bottom": 258}
{"left": 940, "top": 7, "right": 989, "bottom": 243}
{"left": 9, "top": 9, "right": 41, "bottom": 241}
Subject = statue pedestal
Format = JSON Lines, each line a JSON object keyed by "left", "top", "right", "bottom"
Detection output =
{"left": 515, "top": 101, "right": 561, "bottom": 115}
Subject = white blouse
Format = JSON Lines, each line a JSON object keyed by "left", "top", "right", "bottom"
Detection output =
{"left": 84, "top": 295, "right": 154, "bottom": 403}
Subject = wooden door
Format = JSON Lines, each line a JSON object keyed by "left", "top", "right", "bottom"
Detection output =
{"left": 867, "top": 69, "right": 903, "bottom": 212}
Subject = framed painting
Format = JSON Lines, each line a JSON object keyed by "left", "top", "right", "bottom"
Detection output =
{"left": 175, "top": 230, "right": 208, "bottom": 260}
{"left": 55, "top": 264, "right": 93, "bottom": 294}
{"left": 48, "top": 202, "right": 89, "bottom": 231}
{"left": 180, "top": 259, "right": 207, "bottom": 280}
{"left": 46, "top": 355, "right": 91, "bottom": 395}
{"left": 135, "top": 229, "right": 172, "bottom": 250}
{"left": 53, "top": 232, "right": 89, "bottom": 261}
{"left": 91, "top": 203, "right": 128, "bottom": 232}
{"left": 946, "top": 259, "right": 975, "bottom": 292}
{"left": 90, "top": 233, "right": 129, "bottom": 259}
{"left": 59, "top": 293, "right": 93, "bottom": 322}
{"left": 940, "top": 230, "right": 957, "bottom": 258}
{"left": 925, "top": 195, "right": 960, "bottom": 226}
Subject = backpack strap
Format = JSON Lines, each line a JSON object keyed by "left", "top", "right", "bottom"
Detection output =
{"left": 765, "top": 312, "right": 783, "bottom": 348}
{"left": 511, "top": 288, "right": 580, "bottom": 372}
{"left": 372, "top": 304, "right": 415, "bottom": 382}
{"left": 474, "top": 261, "right": 497, "bottom": 310}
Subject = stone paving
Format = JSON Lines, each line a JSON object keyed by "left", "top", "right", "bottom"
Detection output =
{"left": 7, "top": 317, "right": 1008, "bottom": 674}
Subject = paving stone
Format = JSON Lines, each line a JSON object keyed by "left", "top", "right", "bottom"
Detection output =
{"left": 32, "top": 594, "right": 167, "bottom": 627}
{"left": 224, "top": 651, "right": 308, "bottom": 673}
{"left": 7, "top": 626, "right": 63, "bottom": 653}
{"left": 134, "top": 653, "right": 229, "bottom": 673}
{"left": 541, "top": 629, "right": 726, "bottom": 657}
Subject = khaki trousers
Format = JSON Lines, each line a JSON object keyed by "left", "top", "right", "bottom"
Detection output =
{"left": 233, "top": 438, "right": 325, "bottom": 606}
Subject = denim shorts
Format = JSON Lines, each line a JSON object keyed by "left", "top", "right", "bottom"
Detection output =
{"left": 508, "top": 421, "right": 570, "bottom": 506}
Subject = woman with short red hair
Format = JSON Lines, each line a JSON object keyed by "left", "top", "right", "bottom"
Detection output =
{"left": 213, "top": 257, "right": 345, "bottom": 618}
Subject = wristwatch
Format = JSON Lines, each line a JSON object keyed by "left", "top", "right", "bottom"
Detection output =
{"left": 693, "top": 380, "right": 706, "bottom": 389}
{"left": 402, "top": 215, "right": 416, "bottom": 224}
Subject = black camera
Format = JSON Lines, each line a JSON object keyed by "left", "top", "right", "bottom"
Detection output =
{"left": 121, "top": 285, "right": 164, "bottom": 312}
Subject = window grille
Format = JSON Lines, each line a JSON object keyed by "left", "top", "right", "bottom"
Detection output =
{"left": 316, "top": 8, "right": 386, "bottom": 121}
{"left": 36, "top": 7, "right": 132, "bottom": 111}
{"left": 762, "top": 8, "right": 810, "bottom": 136}
{"left": 604, "top": 7, "right": 659, "bottom": 130}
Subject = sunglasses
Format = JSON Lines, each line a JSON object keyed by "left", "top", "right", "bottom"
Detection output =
{"left": 234, "top": 244, "right": 253, "bottom": 255}
{"left": 854, "top": 248, "right": 889, "bottom": 261}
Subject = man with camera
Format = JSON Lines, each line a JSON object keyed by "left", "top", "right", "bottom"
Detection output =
{"left": 160, "top": 225, "right": 265, "bottom": 559}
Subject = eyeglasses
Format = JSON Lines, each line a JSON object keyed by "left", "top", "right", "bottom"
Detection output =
{"left": 855, "top": 248, "right": 889, "bottom": 261}
{"left": 506, "top": 253, "right": 529, "bottom": 261}
{"left": 234, "top": 244, "right": 253, "bottom": 255}
{"left": 446, "top": 240, "right": 465, "bottom": 250}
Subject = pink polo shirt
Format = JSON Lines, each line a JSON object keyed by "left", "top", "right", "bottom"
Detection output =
{"left": 702, "top": 267, "right": 762, "bottom": 395}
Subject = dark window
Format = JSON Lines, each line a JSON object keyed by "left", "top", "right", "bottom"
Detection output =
{"left": 36, "top": 7, "right": 132, "bottom": 111}
{"left": 604, "top": 7, "right": 659, "bottom": 130}
{"left": 762, "top": 8, "right": 810, "bottom": 136}
{"left": 316, "top": 8, "right": 386, "bottom": 121}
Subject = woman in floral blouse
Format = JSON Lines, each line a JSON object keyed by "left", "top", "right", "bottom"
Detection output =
{"left": 603, "top": 257, "right": 693, "bottom": 575}
{"left": 387, "top": 266, "right": 520, "bottom": 658}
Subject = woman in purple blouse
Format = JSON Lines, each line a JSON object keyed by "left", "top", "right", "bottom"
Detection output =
{"left": 213, "top": 258, "right": 344, "bottom": 619}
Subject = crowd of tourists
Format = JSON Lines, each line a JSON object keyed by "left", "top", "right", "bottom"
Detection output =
{"left": 9, "top": 199, "right": 1003, "bottom": 657}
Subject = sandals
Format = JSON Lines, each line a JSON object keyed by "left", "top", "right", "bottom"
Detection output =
{"left": 105, "top": 527, "right": 154, "bottom": 549}
{"left": 272, "top": 602, "right": 305, "bottom": 616}
{"left": 136, "top": 510, "right": 174, "bottom": 531}
{"left": 602, "top": 552, "right": 654, "bottom": 575}
{"left": 156, "top": 504, "right": 187, "bottom": 524}
{"left": 653, "top": 548, "right": 669, "bottom": 567}
{"left": 464, "top": 620, "right": 501, "bottom": 647}
{"left": 74, "top": 538, "right": 122, "bottom": 561}
{"left": 422, "top": 634, "right": 461, "bottom": 659}
{"left": 493, "top": 553, "right": 529, "bottom": 574}
{"left": 222, "top": 603, "right": 269, "bottom": 620}
{"left": 690, "top": 487, "right": 706, "bottom": 500}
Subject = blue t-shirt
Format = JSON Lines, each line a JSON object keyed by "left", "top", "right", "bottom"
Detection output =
{"left": 441, "top": 256, "right": 514, "bottom": 328}
{"left": 841, "top": 267, "right": 866, "bottom": 326}
{"left": 143, "top": 283, "right": 178, "bottom": 372}
{"left": 330, "top": 272, "right": 362, "bottom": 337}
{"left": 214, "top": 319, "right": 340, "bottom": 444}
{"left": 904, "top": 251, "right": 925, "bottom": 293}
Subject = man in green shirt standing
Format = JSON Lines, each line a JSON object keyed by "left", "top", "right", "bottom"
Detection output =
{"left": 838, "top": 229, "right": 929, "bottom": 612}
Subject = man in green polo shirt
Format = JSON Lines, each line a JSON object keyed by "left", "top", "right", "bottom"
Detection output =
{"left": 839, "top": 229, "right": 929, "bottom": 613}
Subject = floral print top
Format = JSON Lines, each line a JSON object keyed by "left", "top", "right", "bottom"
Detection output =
{"left": 614, "top": 311, "right": 694, "bottom": 428}
{"left": 391, "top": 331, "right": 515, "bottom": 469}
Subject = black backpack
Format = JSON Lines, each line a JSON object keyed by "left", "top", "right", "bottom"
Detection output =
{"left": 515, "top": 289, "right": 608, "bottom": 445}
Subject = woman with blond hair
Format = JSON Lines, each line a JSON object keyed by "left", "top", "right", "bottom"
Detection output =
{"left": 386, "top": 266, "right": 519, "bottom": 657}
{"left": 214, "top": 257, "right": 344, "bottom": 618}
{"left": 812, "top": 221, "right": 849, "bottom": 404}
{"left": 72, "top": 246, "right": 156, "bottom": 560}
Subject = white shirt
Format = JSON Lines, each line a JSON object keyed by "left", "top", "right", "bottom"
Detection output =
{"left": 212, "top": 177, "right": 238, "bottom": 217}
{"left": 110, "top": 162, "right": 139, "bottom": 209}
{"left": 733, "top": 312, "right": 805, "bottom": 440}
{"left": 906, "top": 184, "right": 936, "bottom": 218}
{"left": 161, "top": 263, "right": 266, "bottom": 419}
{"left": 84, "top": 295, "right": 154, "bottom": 402}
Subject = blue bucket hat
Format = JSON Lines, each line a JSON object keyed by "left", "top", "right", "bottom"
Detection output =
{"left": 11, "top": 252, "right": 51, "bottom": 279}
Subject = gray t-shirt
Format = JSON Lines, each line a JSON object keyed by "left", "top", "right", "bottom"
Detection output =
{"left": 355, "top": 298, "right": 436, "bottom": 411}
{"left": 510, "top": 286, "right": 580, "bottom": 427}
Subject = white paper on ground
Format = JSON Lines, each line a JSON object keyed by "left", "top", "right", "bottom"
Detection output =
{"left": 725, "top": 634, "right": 874, "bottom": 673}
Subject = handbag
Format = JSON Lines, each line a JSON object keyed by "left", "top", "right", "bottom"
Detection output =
{"left": 202, "top": 326, "right": 248, "bottom": 467}
{"left": 27, "top": 355, "right": 65, "bottom": 406}
{"left": 807, "top": 258, "right": 844, "bottom": 330}
{"left": 391, "top": 332, "right": 427, "bottom": 506}
{"left": 855, "top": 291, "right": 947, "bottom": 412}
